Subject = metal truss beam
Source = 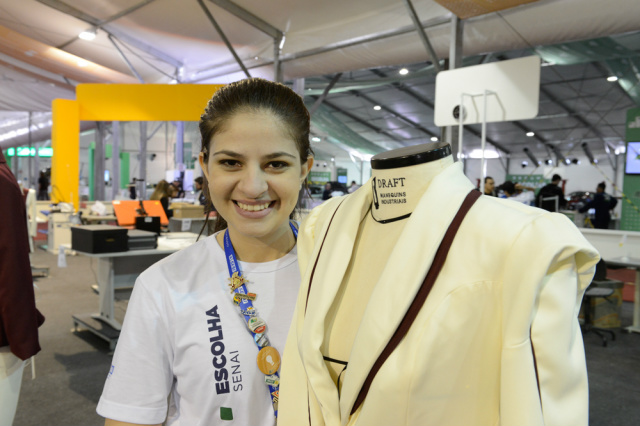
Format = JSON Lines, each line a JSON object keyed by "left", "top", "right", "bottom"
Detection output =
{"left": 369, "top": 69, "right": 510, "bottom": 154}
{"left": 37, "top": 0, "right": 182, "bottom": 69}
{"left": 319, "top": 98, "right": 406, "bottom": 144}
{"left": 403, "top": 0, "right": 441, "bottom": 72}
{"left": 108, "top": 35, "right": 144, "bottom": 83}
{"left": 207, "top": 0, "right": 282, "bottom": 39}
{"left": 308, "top": 73, "right": 342, "bottom": 116}
{"left": 197, "top": 0, "right": 251, "bottom": 78}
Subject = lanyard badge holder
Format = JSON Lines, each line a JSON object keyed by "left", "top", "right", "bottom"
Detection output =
{"left": 223, "top": 222, "right": 298, "bottom": 418}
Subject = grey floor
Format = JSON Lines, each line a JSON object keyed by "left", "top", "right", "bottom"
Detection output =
{"left": 12, "top": 243, "right": 640, "bottom": 426}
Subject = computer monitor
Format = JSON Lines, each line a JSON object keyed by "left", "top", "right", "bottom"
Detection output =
{"left": 625, "top": 142, "right": 640, "bottom": 174}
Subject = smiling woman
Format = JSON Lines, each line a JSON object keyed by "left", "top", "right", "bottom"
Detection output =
{"left": 97, "top": 79, "right": 315, "bottom": 426}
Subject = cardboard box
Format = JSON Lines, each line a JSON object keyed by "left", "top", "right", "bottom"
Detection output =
{"left": 170, "top": 202, "right": 205, "bottom": 219}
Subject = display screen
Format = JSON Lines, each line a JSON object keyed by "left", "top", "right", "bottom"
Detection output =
{"left": 625, "top": 142, "right": 640, "bottom": 174}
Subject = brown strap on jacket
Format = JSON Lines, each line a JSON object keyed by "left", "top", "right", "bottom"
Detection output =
{"left": 350, "top": 189, "right": 481, "bottom": 415}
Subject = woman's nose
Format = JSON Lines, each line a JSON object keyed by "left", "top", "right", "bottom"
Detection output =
{"left": 237, "top": 167, "right": 268, "bottom": 197}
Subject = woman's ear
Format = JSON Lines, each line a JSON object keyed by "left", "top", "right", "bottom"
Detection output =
{"left": 199, "top": 152, "right": 210, "bottom": 181}
{"left": 301, "top": 157, "right": 314, "bottom": 182}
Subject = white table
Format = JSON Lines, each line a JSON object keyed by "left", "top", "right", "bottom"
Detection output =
{"left": 72, "top": 234, "right": 197, "bottom": 348}
{"left": 605, "top": 256, "right": 640, "bottom": 334}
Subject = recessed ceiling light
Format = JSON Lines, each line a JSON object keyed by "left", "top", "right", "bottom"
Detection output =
{"left": 78, "top": 29, "right": 97, "bottom": 41}
{"left": 311, "top": 136, "right": 321, "bottom": 142}
{"left": 373, "top": 105, "right": 382, "bottom": 111}
{"left": 526, "top": 131, "right": 535, "bottom": 137}
{"left": 430, "top": 136, "right": 438, "bottom": 141}
{"left": 607, "top": 76, "right": 619, "bottom": 82}
{"left": 399, "top": 68, "right": 409, "bottom": 75}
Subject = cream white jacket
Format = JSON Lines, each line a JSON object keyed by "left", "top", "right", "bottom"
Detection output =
{"left": 278, "top": 162, "right": 599, "bottom": 426}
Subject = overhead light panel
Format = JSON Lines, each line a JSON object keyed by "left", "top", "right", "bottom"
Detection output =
{"left": 373, "top": 105, "right": 382, "bottom": 111}
{"left": 399, "top": 68, "right": 409, "bottom": 75}
{"left": 79, "top": 28, "right": 97, "bottom": 41}
{"left": 526, "top": 131, "right": 535, "bottom": 137}
{"left": 607, "top": 75, "right": 619, "bottom": 82}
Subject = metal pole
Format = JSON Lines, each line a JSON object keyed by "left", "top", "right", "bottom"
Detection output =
{"left": 445, "top": 16, "right": 463, "bottom": 151}
{"left": 403, "top": 0, "right": 441, "bottom": 72}
{"left": 480, "top": 90, "right": 489, "bottom": 184}
{"left": 111, "top": 121, "right": 120, "bottom": 200}
{"left": 94, "top": 122, "right": 106, "bottom": 201}
{"left": 274, "top": 36, "right": 282, "bottom": 82}
{"left": 196, "top": 0, "right": 251, "bottom": 79}
{"left": 139, "top": 122, "right": 147, "bottom": 200}
{"left": 176, "top": 121, "right": 184, "bottom": 168}
{"left": 28, "top": 112, "right": 33, "bottom": 188}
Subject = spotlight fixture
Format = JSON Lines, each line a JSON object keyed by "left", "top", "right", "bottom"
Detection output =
{"left": 430, "top": 136, "right": 438, "bottom": 142}
{"left": 523, "top": 147, "right": 540, "bottom": 166}
{"left": 564, "top": 158, "right": 571, "bottom": 165}
{"left": 399, "top": 68, "right": 409, "bottom": 75}
{"left": 521, "top": 161, "right": 528, "bottom": 168}
{"left": 545, "top": 159, "right": 553, "bottom": 165}
{"left": 311, "top": 136, "right": 321, "bottom": 142}
{"left": 373, "top": 105, "right": 382, "bottom": 111}
{"left": 526, "top": 131, "right": 535, "bottom": 137}
{"left": 78, "top": 28, "right": 97, "bottom": 41}
{"left": 581, "top": 142, "right": 595, "bottom": 164}
{"left": 571, "top": 158, "right": 580, "bottom": 165}
{"left": 607, "top": 76, "right": 619, "bottom": 82}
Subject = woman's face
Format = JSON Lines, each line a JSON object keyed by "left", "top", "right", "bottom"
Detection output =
{"left": 199, "top": 110, "right": 312, "bottom": 242}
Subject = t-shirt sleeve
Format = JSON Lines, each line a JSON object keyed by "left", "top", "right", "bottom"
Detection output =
{"left": 96, "top": 275, "right": 174, "bottom": 424}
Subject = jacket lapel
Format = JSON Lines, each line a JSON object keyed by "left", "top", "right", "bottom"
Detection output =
{"left": 297, "top": 185, "right": 373, "bottom": 425}
{"left": 338, "top": 162, "right": 475, "bottom": 423}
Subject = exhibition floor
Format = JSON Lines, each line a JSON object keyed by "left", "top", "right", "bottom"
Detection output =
{"left": 12, "top": 242, "right": 640, "bottom": 426}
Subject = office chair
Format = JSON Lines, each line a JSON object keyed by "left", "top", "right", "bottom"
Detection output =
{"left": 582, "top": 259, "right": 618, "bottom": 347}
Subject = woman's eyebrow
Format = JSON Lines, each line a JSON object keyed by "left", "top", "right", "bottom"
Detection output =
{"left": 212, "top": 150, "right": 296, "bottom": 160}
{"left": 263, "top": 152, "right": 297, "bottom": 160}
{"left": 212, "top": 150, "right": 243, "bottom": 158}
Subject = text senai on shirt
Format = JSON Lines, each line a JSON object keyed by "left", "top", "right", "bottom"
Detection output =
{"left": 206, "top": 305, "right": 243, "bottom": 394}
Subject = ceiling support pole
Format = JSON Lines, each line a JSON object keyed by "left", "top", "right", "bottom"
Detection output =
{"left": 444, "top": 16, "right": 464, "bottom": 158}
{"left": 108, "top": 34, "right": 145, "bottom": 83}
{"left": 308, "top": 73, "right": 342, "bottom": 116}
{"left": 403, "top": 0, "right": 441, "bottom": 72}
{"left": 111, "top": 122, "right": 120, "bottom": 201}
{"left": 197, "top": 0, "right": 251, "bottom": 78}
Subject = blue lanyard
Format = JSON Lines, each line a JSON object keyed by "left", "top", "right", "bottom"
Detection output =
{"left": 222, "top": 221, "right": 297, "bottom": 417}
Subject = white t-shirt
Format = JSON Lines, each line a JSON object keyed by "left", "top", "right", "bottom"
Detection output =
{"left": 97, "top": 232, "right": 300, "bottom": 426}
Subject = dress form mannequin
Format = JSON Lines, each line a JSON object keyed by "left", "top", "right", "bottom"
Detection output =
{"left": 322, "top": 142, "right": 453, "bottom": 388}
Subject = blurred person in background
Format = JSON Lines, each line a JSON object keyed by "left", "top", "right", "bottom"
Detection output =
{"left": 484, "top": 176, "right": 496, "bottom": 196}
{"left": 579, "top": 181, "right": 618, "bottom": 229}
{"left": 150, "top": 179, "right": 174, "bottom": 218}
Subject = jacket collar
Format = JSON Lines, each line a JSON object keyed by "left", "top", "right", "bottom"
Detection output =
{"left": 297, "top": 162, "right": 475, "bottom": 424}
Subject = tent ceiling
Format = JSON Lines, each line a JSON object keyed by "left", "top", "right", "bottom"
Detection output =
{"left": 0, "top": 0, "right": 639, "bottom": 164}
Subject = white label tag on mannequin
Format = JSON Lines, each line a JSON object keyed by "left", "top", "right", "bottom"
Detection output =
{"left": 181, "top": 218, "right": 192, "bottom": 232}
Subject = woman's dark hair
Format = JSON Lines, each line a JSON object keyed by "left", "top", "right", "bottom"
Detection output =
{"left": 198, "top": 78, "right": 313, "bottom": 237}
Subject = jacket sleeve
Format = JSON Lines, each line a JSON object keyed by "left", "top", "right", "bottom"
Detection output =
{"left": 0, "top": 163, "right": 44, "bottom": 360}
{"left": 500, "top": 212, "right": 599, "bottom": 426}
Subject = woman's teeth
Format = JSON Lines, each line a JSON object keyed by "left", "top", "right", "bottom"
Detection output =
{"left": 237, "top": 201, "right": 270, "bottom": 212}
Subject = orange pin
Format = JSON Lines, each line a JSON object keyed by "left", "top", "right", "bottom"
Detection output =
{"left": 256, "top": 346, "right": 281, "bottom": 375}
